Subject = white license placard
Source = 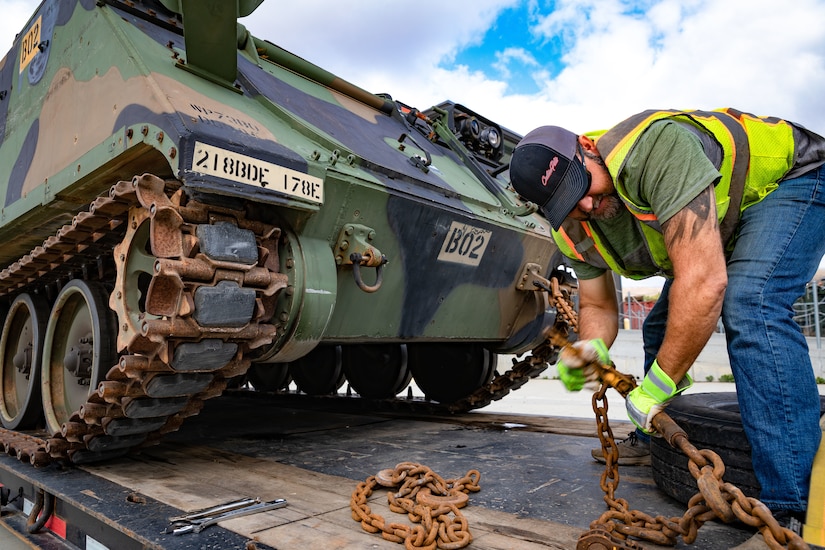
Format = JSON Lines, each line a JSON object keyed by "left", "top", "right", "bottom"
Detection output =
{"left": 192, "top": 141, "right": 323, "bottom": 203}
{"left": 437, "top": 221, "right": 492, "bottom": 266}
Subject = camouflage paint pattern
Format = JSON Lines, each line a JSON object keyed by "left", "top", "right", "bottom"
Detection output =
{"left": 0, "top": 0, "right": 560, "bottom": 355}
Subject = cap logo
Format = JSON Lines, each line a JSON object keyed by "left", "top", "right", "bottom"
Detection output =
{"left": 540, "top": 156, "right": 560, "bottom": 187}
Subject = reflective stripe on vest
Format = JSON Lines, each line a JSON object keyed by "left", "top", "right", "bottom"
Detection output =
{"left": 602, "top": 110, "right": 748, "bottom": 239}
{"left": 552, "top": 109, "right": 796, "bottom": 278}
{"left": 552, "top": 221, "right": 615, "bottom": 274}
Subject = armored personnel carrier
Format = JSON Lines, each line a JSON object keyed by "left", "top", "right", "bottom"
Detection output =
{"left": 0, "top": 0, "right": 567, "bottom": 464}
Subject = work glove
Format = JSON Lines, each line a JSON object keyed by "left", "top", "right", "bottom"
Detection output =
{"left": 556, "top": 338, "right": 610, "bottom": 392}
{"left": 626, "top": 360, "right": 693, "bottom": 435}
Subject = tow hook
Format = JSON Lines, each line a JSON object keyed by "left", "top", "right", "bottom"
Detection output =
{"left": 350, "top": 251, "right": 387, "bottom": 293}
{"left": 333, "top": 224, "right": 388, "bottom": 293}
{"left": 26, "top": 488, "right": 54, "bottom": 534}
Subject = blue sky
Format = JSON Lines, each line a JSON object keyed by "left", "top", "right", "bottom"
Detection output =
{"left": 3, "top": 0, "right": 825, "bottom": 136}
{"left": 244, "top": 0, "right": 825, "bottom": 137}
{"left": 452, "top": 3, "right": 566, "bottom": 95}
{"left": 2, "top": 0, "right": 825, "bottom": 290}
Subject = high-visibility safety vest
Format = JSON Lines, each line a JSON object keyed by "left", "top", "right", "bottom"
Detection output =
{"left": 551, "top": 108, "right": 797, "bottom": 279}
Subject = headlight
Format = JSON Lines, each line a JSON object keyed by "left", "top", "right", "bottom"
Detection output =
{"left": 480, "top": 127, "right": 500, "bottom": 149}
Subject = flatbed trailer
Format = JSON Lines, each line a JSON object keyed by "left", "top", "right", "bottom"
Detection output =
{"left": 0, "top": 390, "right": 766, "bottom": 550}
{"left": 0, "top": 449, "right": 276, "bottom": 550}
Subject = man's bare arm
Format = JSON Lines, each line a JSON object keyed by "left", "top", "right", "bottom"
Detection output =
{"left": 577, "top": 272, "right": 619, "bottom": 347}
{"left": 656, "top": 186, "right": 727, "bottom": 382}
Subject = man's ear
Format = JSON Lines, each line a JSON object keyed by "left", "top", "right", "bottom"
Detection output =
{"left": 579, "top": 134, "right": 599, "bottom": 156}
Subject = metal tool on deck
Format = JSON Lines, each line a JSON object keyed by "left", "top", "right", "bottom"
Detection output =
{"left": 165, "top": 497, "right": 288, "bottom": 535}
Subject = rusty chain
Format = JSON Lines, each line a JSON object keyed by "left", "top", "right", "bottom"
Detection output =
{"left": 581, "top": 360, "right": 811, "bottom": 550}
{"left": 350, "top": 462, "right": 481, "bottom": 550}
{"left": 489, "top": 273, "right": 810, "bottom": 549}
{"left": 2, "top": 177, "right": 805, "bottom": 548}
{"left": 441, "top": 274, "right": 577, "bottom": 413}
{"left": 346, "top": 275, "right": 571, "bottom": 548}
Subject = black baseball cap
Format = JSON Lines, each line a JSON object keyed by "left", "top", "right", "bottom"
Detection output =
{"left": 510, "top": 126, "right": 590, "bottom": 230}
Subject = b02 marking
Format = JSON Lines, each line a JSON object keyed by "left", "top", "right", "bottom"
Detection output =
{"left": 192, "top": 142, "right": 323, "bottom": 203}
{"left": 438, "top": 222, "right": 492, "bottom": 266}
{"left": 19, "top": 15, "right": 42, "bottom": 74}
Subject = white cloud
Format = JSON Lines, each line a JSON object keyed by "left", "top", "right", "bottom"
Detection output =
{"left": 523, "top": 0, "right": 825, "bottom": 134}
{"left": 241, "top": 0, "right": 517, "bottom": 96}
{"left": 492, "top": 47, "right": 539, "bottom": 80}
{"left": 1, "top": 0, "right": 823, "bottom": 138}
{"left": 0, "top": 1, "right": 37, "bottom": 56}
{"left": 244, "top": 0, "right": 825, "bottom": 137}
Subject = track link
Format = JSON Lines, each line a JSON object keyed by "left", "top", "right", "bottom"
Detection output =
{"left": 0, "top": 173, "right": 574, "bottom": 467}
{"left": 0, "top": 174, "right": 284, "bottom": 465}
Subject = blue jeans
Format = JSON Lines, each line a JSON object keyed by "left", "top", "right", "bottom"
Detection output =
{"left": 722, "top": 164, "right": 825, "bottom": 512}
{"left": 638, "top": 165, "right": 825, "bottom": 512}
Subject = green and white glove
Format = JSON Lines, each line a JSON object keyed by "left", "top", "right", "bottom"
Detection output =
{"left": 557, "top": 338, "right": 610, "bottom": 392}
{"left": 626, "top": 360, "right": 693, "bottom": 434}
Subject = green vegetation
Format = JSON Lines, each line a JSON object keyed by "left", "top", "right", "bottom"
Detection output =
{"left": 719, "top": 374, "right": 735, "bottom": 383}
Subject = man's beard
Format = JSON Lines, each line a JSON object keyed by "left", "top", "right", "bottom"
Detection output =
{"left": 588, "top": 193, "right": 622, "bottom": 221}
{"left": 580, "top": 151, "right": 622, "bottom": 221}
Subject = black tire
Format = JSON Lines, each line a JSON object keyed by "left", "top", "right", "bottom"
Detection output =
{"left": 409, "top": 343, "right": 495, "bottom": 404}
{"left": 651, "top": 392, "right": 825, "bottom": 505}
{"left": 247, "top": 363, "right": 291, "bottom": 392}
{"left": 288, "top": 345, "right": 345, "bottom": 396}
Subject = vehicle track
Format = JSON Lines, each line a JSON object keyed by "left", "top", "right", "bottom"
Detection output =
{"left": 0, "top": 173, "right": 282, "bottom": 465}
{"left": 0, "top": 173, "right": 573, "bottom": 467}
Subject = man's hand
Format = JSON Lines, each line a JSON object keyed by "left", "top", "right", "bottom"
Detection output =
{"left": 557, "top": 338, "right": 610, "bottom": 391}
{"left": 626, "top": 360, "right": 693, "bottom": 434}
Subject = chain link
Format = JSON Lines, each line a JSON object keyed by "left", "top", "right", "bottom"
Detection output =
{"left": 443, "top": 275, "right": 577, "bottom": 413}
{"left": 499, "top": 276, "right": 811, "bottom": 550}
{"left": 347, "top": 276, "right": 575, "bottom": 548}
{"left": 5, "top": 194, "right": 805, "bottom": 549}
{"left": 582, "top": 361, "right": 811, "bottom": 550}
{"left": 351, "top": 462, "right": 481, "bottom": 550}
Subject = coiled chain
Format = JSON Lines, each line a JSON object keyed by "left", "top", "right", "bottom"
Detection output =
{"left": 351, "top": 462, "right": 481, "bottom": 550}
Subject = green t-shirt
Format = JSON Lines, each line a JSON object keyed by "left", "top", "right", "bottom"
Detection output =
{"left": 568, "top": 120, "right": 722, "bottom": 280}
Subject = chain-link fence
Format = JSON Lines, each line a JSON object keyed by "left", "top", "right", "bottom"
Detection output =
{"left": 619, "top": 279, "right": 825, "bottom": 378}
{"left": 794, "top": 279, "right": 824, "bottom": 338}
{"left": 794, "top": 279, "right": 824, "bottom": 377}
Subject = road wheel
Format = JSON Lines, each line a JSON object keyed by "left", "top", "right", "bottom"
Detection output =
{"left": 288, "top": 345, "right": 345, "bottom": 395}
{"left": 0, "top": 294, "right": 48, "bottom": 429}
{"left": 247, "top": 363, "right": 291, "bottom": 392}
{"left": 41, "top": 280, "right": 118, "bottom": 436}
{"left": 342, "top": 344, "right": 411, "bottom": 399}
{"left": 409, "top": 343, "right": 494, "bottom": 404}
